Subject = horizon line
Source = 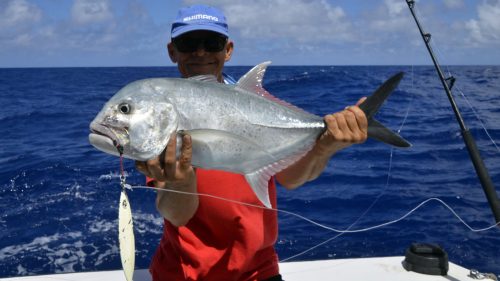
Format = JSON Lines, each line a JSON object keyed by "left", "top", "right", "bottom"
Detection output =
{"left": 2, "top": 64, "right": 499, "bottom": 69}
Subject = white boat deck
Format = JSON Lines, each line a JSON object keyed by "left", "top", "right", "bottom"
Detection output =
{"left": 0, "top": 256, "right": 475, "bottom": 281}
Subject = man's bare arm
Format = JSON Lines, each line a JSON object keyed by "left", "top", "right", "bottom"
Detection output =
{"left": 276, "top": 100, "right": 368, "bottom": 189}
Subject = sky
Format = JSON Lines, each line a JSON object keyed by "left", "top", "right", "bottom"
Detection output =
{"left": 1, "top": 0, "right": 500, "bottom": 67}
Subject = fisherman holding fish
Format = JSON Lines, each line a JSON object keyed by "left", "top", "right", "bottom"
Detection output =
{"left": 134, "top": 5, "right": 368, "bottom": 281}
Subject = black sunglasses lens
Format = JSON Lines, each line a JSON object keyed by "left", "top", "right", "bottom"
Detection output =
{"left": 204, "top": 37, "right": 227, "bottom": 52}
{"left": 174, "top": 36, "right": 227, "bottom": 53}
{"left": 173, "top": 37, "right": 197, "bottom": 52}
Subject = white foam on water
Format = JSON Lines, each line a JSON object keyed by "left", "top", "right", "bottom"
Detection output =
{"left": 0, "top": 232, "right": 87, "bottom": 274}
{"left": 95, "top": 244, "right": 119, "bottom": 266}
{"left": 98, "top": 171, "right": 129, "bottom": 181}
{"left": 16, "top": 264, "right": 27, "bottom": 276}
{"left": 89, "top": 219, "right": 115, "bottom": 233}
{"left": 133, "top": 212, "right": 164, "bottom": 235}
{"left": 53, "top": 241, "right": 87, "bottom": 273}
{"left": 0, "top": 232, "right": 79, "bottom": 258}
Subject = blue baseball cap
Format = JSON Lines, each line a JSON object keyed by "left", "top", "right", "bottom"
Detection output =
{"left": 171, "top": 5, "right": 229, "bottom": 39}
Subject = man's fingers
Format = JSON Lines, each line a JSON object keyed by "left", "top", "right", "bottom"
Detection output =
{"left": 135, "top": 161, "right": 149, "bottom": 176}
{"left": 347, "top": 106, "right": 368, "bottom": 134}
{"left": 344, "top": 110, "right": 360, "bottom": 134}
{"left": 164, "top": 133, "right": 177, "bottom": 179}
{"left": 356, "top": 96, "right": 367, "bottom": 106}
{"left": 325, "top": 107, "right": 367, "bottom": 140}
{"left": 178, "top": 134, "right": 193, "bottom": 171}
{"left": 135, "top": 133, "right": 196, "bottom": 185}
{"left": 333, "top": 113, "right": 349, "bottom": 139}
{"left": 147, "top": 157, "right": 166, "bottom": 181}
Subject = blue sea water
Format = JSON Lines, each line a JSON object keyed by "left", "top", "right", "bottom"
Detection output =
{"left": 0, "top": 65, "right": 499, "bottom": 278}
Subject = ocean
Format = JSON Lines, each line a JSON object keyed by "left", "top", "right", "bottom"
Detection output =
{"left": 0, "top": 65, "right": 499, "bottom": 278}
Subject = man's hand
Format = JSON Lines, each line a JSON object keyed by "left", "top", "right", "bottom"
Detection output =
{"left": 136, "top": 132, "right": 196, "bottom": 189}
{"left": 316, "top": 97, "right": 368, "bottom": 155}
{"left": 276, "top": 97, "right": 368, "bottom": 189}
{"left": 135, "top": 133, "right": 199, "bottom": 226}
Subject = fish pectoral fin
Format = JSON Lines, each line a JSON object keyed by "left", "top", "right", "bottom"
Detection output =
{"left": 245, "top": 171, "right": 272, "bottom": 209}
{"left": 184, "top": 128, "right": 314, "bottom": 209}
{"left": 183, "top": 129, "right": 277, "bottom": 171}
{"left": 184, "top": 129, "right": 276, "bottom": 208}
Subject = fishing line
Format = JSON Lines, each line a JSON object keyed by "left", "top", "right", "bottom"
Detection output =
{"left": 454, "top": 85, "right": 500, "bottom": 153}
{"left": 281, "top": 69, "right": 418, "bottom": 261}
{"left": 426, "top": 31, "right": 499, "bottom": 153}
{"left": 125, "top": 64, "right": 500, "bottom": 263}
{"left": 293, "top": 2, "right": 499, "bottom": 266}
{"left": 127, "top": 184, "right": 500, "bottom": 233}
{"left": 407, "top": 0, "right": 500, "bottom": 224}
{"left": 284, "top": 80, "right": 417, "bottom": 260}
{"left": 414, "top": 4, "right": 500, "bottom": 154}
{"left": 280, "top": 147, "right": 395, "bottom": 262}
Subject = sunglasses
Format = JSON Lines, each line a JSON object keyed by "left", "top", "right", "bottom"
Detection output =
{"left": 172, "top": 34, "right": 228, "bottom": 53}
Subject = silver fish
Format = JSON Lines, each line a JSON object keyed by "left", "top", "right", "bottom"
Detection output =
{"left": 89, "top": 62, "right": 410, "bottom": 208}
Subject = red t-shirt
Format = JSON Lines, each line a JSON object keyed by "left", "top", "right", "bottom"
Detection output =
{"left": 149, "top": 168, "right": 279, "bottom": 281}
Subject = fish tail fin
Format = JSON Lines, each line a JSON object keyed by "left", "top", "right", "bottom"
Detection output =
{"left": 359, "top": 72, "right": 411, "bottom": 148}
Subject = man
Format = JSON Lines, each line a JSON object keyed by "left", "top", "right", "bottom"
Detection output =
{"left": 135, "top": 5, "right": 367, "bottom": 281}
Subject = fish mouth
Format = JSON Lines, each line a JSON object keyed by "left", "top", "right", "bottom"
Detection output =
{"left": 89, "top": 123, "right": 124, "bottom": 157}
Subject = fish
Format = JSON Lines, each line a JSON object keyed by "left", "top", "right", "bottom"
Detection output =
{"left": 89, "top": 61, "right": 410, "bottom": 208}
{"left": 118, "top": 189, "right": 135, "bottom": 281}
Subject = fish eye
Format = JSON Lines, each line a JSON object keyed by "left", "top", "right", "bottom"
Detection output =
{"left": 118, "top": 103, "right": 132, "bottom": 114}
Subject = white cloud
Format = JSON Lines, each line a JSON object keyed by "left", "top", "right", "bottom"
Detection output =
{"left": 71, "top": 0, "right": 114, "bottom": 25}
{"left": 182, "top": 0, "right": 354, "bottom": 44}
{"left": 465, "top": 0, "right": 500, "bottom": 44}
{"left": 384, "top": 0, "right": 407, "bottom": 16}
{"left": 0, "top": 0, "right": 42, "bottom": 28}
{"left": 0, "top": 0, "right": 43, "bottom": 47}
{"left": 2, "top": 1, "right": 500, "bottom": 66}
{"left": 58, "top": 0, "right": 159, "bottom": 52}
{"left": 369, "top": 0, "right": 414, "bottom": 32}
{"left": 0, "top": 0, "right": 169, "bottom": 66}
{"left": 176, "top": 0, "right": 426, "bottom": 64}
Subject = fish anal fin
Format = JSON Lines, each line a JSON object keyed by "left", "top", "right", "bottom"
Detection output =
{"left": 244, "top": 145, "right": 314, "bottom": 208}
{"left": 245, "top": 172, "right": 273, "bottom": 208}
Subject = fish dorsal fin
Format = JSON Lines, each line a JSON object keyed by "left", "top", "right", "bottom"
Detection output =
{"left": 189, "top": 75, "right": 219, "bottom": 83}
{"left": 236, "top": 61, "right": 271, "bottom": 94}
{"left": 236, "top": 61, "right": 313, "bottom": 115}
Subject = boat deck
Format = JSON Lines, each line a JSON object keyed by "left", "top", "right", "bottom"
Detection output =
{"left": 0, "top": 256, "right": 474, "bottom": 281}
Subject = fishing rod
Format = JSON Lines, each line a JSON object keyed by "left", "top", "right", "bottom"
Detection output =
{"left": 405, "top": 0, "right": 500, "bottom": 226}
